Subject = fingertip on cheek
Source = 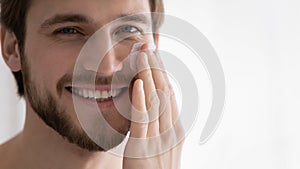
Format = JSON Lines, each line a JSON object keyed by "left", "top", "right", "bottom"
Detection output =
{"left": 141, "top": 43, "right": 156, "bottom": 52}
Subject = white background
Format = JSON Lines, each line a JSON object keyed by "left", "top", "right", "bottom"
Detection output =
{"left": 1, "top": 0, "right": 300, "bottom": 168}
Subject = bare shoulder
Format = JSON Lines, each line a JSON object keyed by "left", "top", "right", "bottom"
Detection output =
{"left": 0, "top": 140, "right": 11, "bottom": 168}
{"left": 0, "top": 135, "right": 20, "bottom": 169}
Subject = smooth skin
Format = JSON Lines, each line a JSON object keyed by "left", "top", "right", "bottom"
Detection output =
{"left": 124, "top": 49, "right": 184, "bottom": 169}
{"left": 0, "top": 0, "right": 183, "bottom": 168}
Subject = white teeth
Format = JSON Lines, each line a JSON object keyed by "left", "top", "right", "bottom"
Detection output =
{"left": 88, "top": 90, "right": 94, "bottom": 98}
{"left": 102, "top": 91, "right": 108, "bottom": 99}
{"left": 95, "top": 91, "right": 101, "bottom": 98}
{"left": 71, "top": 88, "right": 123, "bottom": 100}
{"left": 83, "top": 90, "right": 89, "bottom": 98}
{"left": 78, "top": 90, "right": 83, "bottom": 96}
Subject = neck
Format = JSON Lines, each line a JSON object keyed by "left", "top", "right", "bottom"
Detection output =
{"left": 3, "top": 101, "right": 123, "bottom": 169}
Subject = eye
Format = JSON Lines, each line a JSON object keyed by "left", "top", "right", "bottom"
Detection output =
{"left": 114, "top": 25, "right": 142, "bottom": 36}
{"left": 120, "top": 25, "right": 140, "bottom": 33}
{"left": 55, "top": 27, "right": 82, "bottom": 35}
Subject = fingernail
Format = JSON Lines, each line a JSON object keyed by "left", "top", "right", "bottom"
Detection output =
{"left": 136, "top": 79, "right": 143, "bottom": 91}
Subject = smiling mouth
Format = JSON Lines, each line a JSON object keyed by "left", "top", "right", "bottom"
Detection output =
{"left": 65, "top": 87, "right": 126, "bottom": 102}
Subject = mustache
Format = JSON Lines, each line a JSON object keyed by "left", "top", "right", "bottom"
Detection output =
{"left": 57, "top": 71, "right": 136, "bottom": 96}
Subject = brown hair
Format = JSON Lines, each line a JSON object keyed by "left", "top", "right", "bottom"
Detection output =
{"left": 0, "top": 0, "right": 164, "bottom": 96}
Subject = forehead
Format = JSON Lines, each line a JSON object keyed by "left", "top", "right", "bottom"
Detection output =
{"left": 27, "top": 0, "right": 151, "bottom": 27}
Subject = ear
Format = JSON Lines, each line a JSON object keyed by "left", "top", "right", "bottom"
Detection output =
{"left": 1, "top": 26, "right": 22, "bottom": 72}
{"left": 154, "top": 33, "right": 160, "bottom": 53}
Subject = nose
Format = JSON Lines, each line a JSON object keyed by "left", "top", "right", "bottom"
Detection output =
{"left": 97, "top": 49, "right": 123, "bottom": 76}
{"left": 81, "top": 31, "right": 123, "bottom": 76}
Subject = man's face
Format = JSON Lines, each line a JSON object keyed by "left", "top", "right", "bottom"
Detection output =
{"left": 23, "top": 0, "right": 152, "bottom": 151}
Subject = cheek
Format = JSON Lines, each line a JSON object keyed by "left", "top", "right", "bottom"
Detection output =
{"left": 25, "top": 40, "right": 81, "bottom": 93}
{"left": 114, "top": 43, "right": 132, "bottom": 62}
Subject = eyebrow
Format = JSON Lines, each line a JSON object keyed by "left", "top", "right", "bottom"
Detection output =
{"left": 117, "top": 14, "right": 151, "bottom": 25}
{"left": 40, "top": 13, "right": 151, "bottom": 29}
{"left": 40, "top": 14, "right": 93, "bottom": 28}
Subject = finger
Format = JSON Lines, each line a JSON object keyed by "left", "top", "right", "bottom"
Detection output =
{"left": 170, "top": 88, "right": 180, "bottom": 125}
{"left": 136, "top": 52, "right": 156, "bottom": 109}
{"left": 146, "top": 92, "right": 160, "bottom": 137}
{"left": 151, "top": 53, "right": 180, "bottom": 125}
{"left": 158, "top": 95, "right": 173, "bottom": 133}
{"left": 130, "top": 79, "right": 148, "bottom": 138}
{"left": 136, "top": 52, "right": 160, "bottom": 137}
{"left": 146, "top": 52, "right": 173, "bottom": 133}
{"left": 146, "top": 44, "right": 184, "bottom": 144}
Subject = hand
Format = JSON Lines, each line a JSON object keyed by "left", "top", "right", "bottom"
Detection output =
{"left": 123, "top": 49, "right": 184, "bottom": 169}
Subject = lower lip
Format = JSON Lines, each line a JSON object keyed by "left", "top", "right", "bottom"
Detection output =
{"left": 66, "top": 88, "right": 128, "bottom": 109}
